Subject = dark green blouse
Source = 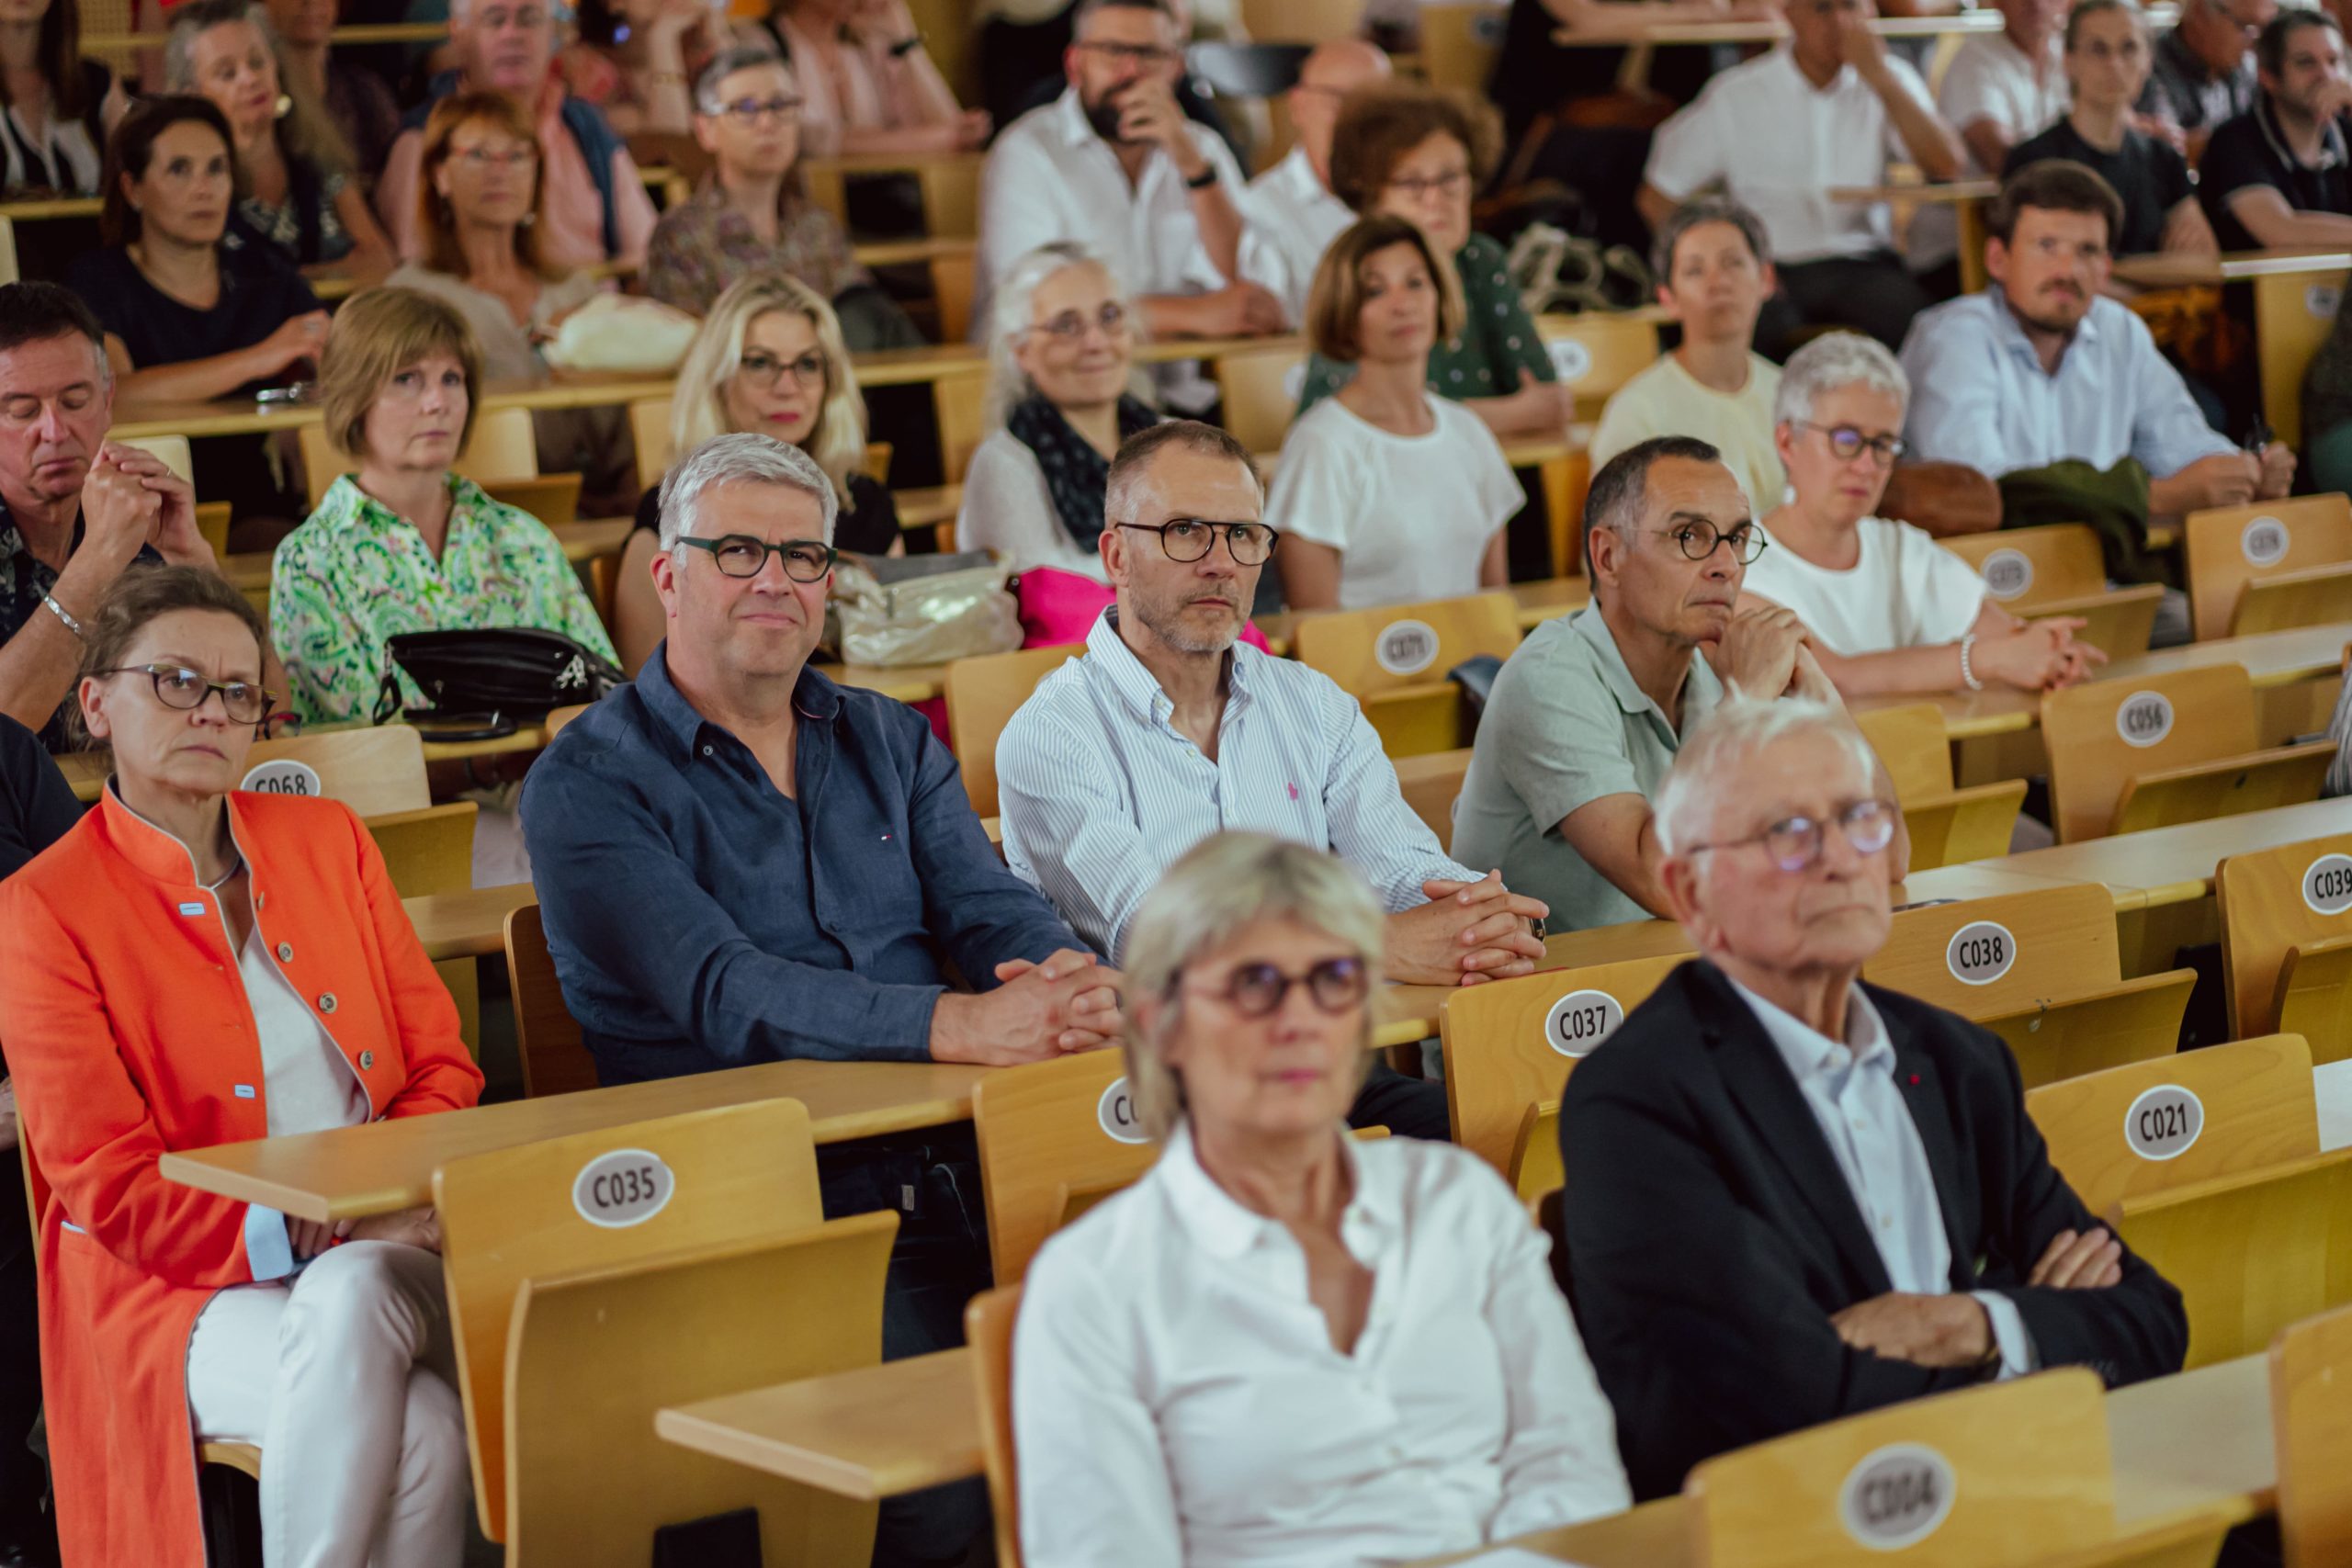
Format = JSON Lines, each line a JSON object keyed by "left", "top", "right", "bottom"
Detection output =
{"left": 1294, "top": 231, "right": 1556, "bottom": 413}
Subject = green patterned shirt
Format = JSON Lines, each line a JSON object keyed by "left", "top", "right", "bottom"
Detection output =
{"left": 1294, "top": 231, "right": 1556, "bottom": 413}
{"left": 270, "top": 473, "right": 617, "bottom": 724}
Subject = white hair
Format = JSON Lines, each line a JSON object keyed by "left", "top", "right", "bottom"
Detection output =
{"left": 693, "top": 47, "right": 791, "bottom": 116}
{"left": 1771, "top": 331, "right": 1911, "bottom": 430}
{"left": 658, "top": 432, "right": 840, "bottom": 551}
{"left": 1654, "top": 697, "right": 1881, "bottom": 856}
{"left": 981, "top": 241, "right": 1151, "bottom": 431}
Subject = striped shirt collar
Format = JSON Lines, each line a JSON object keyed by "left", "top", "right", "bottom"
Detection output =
{"left": 1084, "top": 605, "right": 1259, "bottom": 728}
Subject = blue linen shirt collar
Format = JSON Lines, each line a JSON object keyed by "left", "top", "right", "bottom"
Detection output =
{"left": 1083, "top": 606, "right": 1256, "bottom": 729}
{"left": 1155, "top": 1119, "right": 1395, "bottom": 1265}
{"left": 632, "top": 642, "right": 845, "bottom": 763}
{"left": 1984, "top": 282, "right": 2102, "bottom": 378}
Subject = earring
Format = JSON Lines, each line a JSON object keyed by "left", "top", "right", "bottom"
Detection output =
{"left": 274, "top": 93, "right": 292, "bottom": 118}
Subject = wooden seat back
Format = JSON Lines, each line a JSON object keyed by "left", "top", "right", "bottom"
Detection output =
{"left": 480, "top": 473, "right": 582, "bottom": 527}
{"left": 2116, "top": 1145, "right": 2352, "bottom": 1368}
{"left": 934, "top": 367, "right": 989, "bottom": 486}
{"left": 1215, "top": 342, "right": 1308, "bottom": 456}
{"left": 1863, "top": 883, "right": 2121, "bottom": 1016}
{"left": 503, "top": 1209, "right": 894, "bottom": 1565}
{"left": 299, "top": 405, "right": 538, "bottom": 509}
{"left": 2183, "top": 493, "right": 2352, "bottom": 640}
{"left": 1392, "top": 747, "right": 1471, "bottom": 852}
{"left": 2271, "top": 1300, "right": 2352, "bottom": 1568}
{"left": 1438, "top": 953, "right": 1689, "bottom": 1178}
{"left": 1686, "top": 1367, "right": 2114, "bottom": 1566}
{"left": 1900, "top": 781, "right": 2030, "bottom": 872}
{"left": 2216, "top": 830, "right": 2352, "bottom": 1049}
{"left": 2109, "top": 743, "right": 2333, "bottom": 838}
{"left": 2025, "top": 1033, "right": 2318, "bottom": 1217}
{"left": 1292, "top": 591, "right": 1520, "bottom": 753}
{"left": 1974, "top": 970, "right": 2198, "bottom": 1089}
{"left": 2041, "top": 664, "right": 2263, "bottom": 841}
{"left": 1419, "top": 2, "right": 1506, "bottom": 92}
{"left": 1537, "top": 311, "right": 1661, "bottom": 421}
{"left": 1855, "top": 702, "right": 1956, "bottom": 799}
{"left": 2023, "top": 1513, "right": 2231, "bottom": 1568}
{"left": 366, "top": 801, "right": 477, "bottom": 897}
{"left": 434, "top": 1098, "right": 825, "bottom": 1540}
{"left": 629, "top": 394, "right": 673, "bottom": 490}
{"left": 971, "top": 1049, "right": 1157, "bottom": 1285}
{"left": 942, "top": 642, "right": 1085, "bottom": 818}
{"left": 118, "top": 433, "right": 194, "bottom": 487}
{"left": 967, "top": 1284, "right": 1024, "bottom": 1568}
{"left": 503, "top": 904, "right": 601, "bottom": 1100}
{"left": 1942, "top": 524, "right": 2111, "bottom": 610}
{"left": 237, "top": 725, "right": 431, "bottom": 815}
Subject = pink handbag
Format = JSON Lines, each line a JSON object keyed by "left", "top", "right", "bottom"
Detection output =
{"left": 1015, "top": 567, "right": 1272, "bottom": 653}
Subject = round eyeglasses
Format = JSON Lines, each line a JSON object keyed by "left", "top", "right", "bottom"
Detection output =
{"left": 1795, "top": 422, "right": 1907, "bottom": 467}
{"left": 98, "top": 663, "right": 276, "bottom": 725}
{"left": 1685, "top": 798, "right": 1898, "bottom": 874}
{"left": 1657, "top": 520, "right": 1767, "bottom": 564}
{"left": 675, "top": 535, "right": 838, "bottom": 581}
{"left": 1187, "top": 956, "right": 1370, "bottom": 1018}
{"left": 1114, "top": 519, "right": 1279, "bottom": 565}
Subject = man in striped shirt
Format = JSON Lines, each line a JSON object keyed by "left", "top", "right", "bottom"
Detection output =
{"left": 997, "top": 421, "right": 1549, "bottom": 1139}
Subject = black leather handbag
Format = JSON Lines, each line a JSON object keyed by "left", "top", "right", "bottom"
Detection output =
{"left": 371, "top": 627, "right": 624, "bottom": 741}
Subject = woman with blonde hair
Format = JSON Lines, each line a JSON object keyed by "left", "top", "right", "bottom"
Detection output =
{"left": 165, "top": 0, "right": 394, "bottom": 276}
{"left": 610, "top": 270, "right": 899, "bottom": 674}
{"left": 1012, "top": 830, "right": 1631, "bottom": 1568}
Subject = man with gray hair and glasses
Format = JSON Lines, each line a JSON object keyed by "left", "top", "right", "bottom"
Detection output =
{"left": 1453, "top": 435, "right": 1867, "bottom": 932}
{"left": 1556, "top": 696, "right": 2188, "bottom": 1501}
{"left": 999, "top": 419, "right": 1547, "bottom": 1140}
{"left": 523, "top": 432, "right": 1114, "bottom": 1562}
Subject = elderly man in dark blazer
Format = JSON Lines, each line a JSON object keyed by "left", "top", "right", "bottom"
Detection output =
{"left": 1557, "top": 697, "right": 2188, "bottom": 1502}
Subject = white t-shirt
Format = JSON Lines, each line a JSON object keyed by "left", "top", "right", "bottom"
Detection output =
{"left": 1239, "top": 145, "right": 1356, "bottom": 328}
{"left": 1589, "top": 353, "right": 1787, "bottom": 511}
{"left": 1913, "top": 31, "right": 2068, "bottom": 267}
{"left": 1742, "top": 515, "right": 1988, "bottom": 655}
{"left": 1264, "top": 392, "right": 1523, "bottom": 611}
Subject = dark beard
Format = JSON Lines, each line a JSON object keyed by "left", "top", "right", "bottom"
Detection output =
{"left": 1083, "top": 93, "right": 1132, "bottom": 144}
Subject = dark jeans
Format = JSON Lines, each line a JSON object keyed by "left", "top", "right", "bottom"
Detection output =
{"left": 0, "top": 1158, "right": 45, "bottom": 1540}
{"left": 1757, "top": 252, "right": 1933, "bottom": 360}
{"left": 1349, "top": 1060, "right": 1451, "bottom": 1142}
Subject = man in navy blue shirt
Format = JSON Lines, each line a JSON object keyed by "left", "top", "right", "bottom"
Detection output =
{"left": 523, "top": 431, "right": 1115, "bottom": 1565}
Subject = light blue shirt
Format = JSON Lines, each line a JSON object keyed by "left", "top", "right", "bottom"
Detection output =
{"left": 998, "top": 609, "right": 1478, "bottom": 962}
{"left": 1729, "top": 977, "right": 2037, "bottom": 1378}
{"left": 1898, "top": 287, "right": 2238, "bottom": 481}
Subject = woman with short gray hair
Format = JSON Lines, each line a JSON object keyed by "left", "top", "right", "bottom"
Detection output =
{"left": 1012, "top": 830, "right": 1631, "bottom": 1568}
{"left": 1744, "top": 332, "right": 2104, "bottom": 696}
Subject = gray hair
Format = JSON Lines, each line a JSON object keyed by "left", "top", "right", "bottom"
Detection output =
{"left": 1073, "top": 0, "right": 1178, "bottom": 35}
{"left": 164, "top": 0, "right": 275, "bottom": 93}
{"left": 658, "top": 432, "right": 840, "bottom": 551}
{"left": 1654, "top": 697, "right": 1881, "bottom": 856}
{"left": 983, "top": 240, "right": 1150, "bottom": 431}
{"left": 1772, "top": 331, "right": 1910, "bottom": 430}
{"left": 694, "top": 46, "right": 792, "bottom": 117}
{"left": 1103, "top": 420, "right": 1258, "bottom": 528}
{"left": 1121, "top": 831, "right": 1386, "bottom": 1142}
{"left": 1583, "top": 434, "right": 1724, "bottom": 548}
{"left": 1650, "top": 195, "right": 1772, "bottom": 287}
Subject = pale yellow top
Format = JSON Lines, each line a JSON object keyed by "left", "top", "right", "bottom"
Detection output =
{"left": 1589, "top": 352, "right": 1787, "bottom": 513}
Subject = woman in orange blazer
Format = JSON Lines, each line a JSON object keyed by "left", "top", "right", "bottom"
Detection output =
{"left": 0, "top": 564, "right": 484, "bottom": 1568}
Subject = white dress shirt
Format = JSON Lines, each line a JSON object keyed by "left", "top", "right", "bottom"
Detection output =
{"left": 1013, "top": 1124, "right": 1633, "bottom": 1568}
{"left": 997, "top": 608, "right": 1477, "bottom": 961}
{"left": 1728, "top": 978, "right": 2035, "bottom": 1377}
{"left": 976, "top": 86, "right": 1253, "bottom": 412}
{"left": 1240, "top": 144, "right": 1357, "bottom": 327}
{"left": 1899, "top": 287, "right": 2238, "bottom": 479}
{"left": 1645, "top": 48, "right": 1939, "bottom": 264}
{"left": 1912, "top": 30, "right": 2069, "bottom": 267}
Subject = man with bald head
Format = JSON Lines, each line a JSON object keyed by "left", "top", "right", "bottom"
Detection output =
{"left": 1243, "top": 38, "right": 1393, "bottom": 323}
{"left": 1555, "top": 698, "right": 2188, "bottom": 1500}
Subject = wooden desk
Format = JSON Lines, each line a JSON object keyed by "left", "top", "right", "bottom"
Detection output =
{"left": 1416, "top": 1352, "right": 2270, "bottom": 1565}
{"left": 851, "top": 236, "right": 976, "bottom": 269}
{"left": 83, "top": 21, "right": 447, "bottom": 50}
{"left": 1995, "top": 795, "right": 2352, "bottom": 910}
{"left": 158, "top": 1058, "right": 992, "bottom": 1222}
{"left": 1552, "top": 9, "right": 2002, "bottom": 43}
{"left": 1831, "top": 181, "right": 2001, "bottom": 290}
{"left": 2113, "top": 249, "right": 2352, "bottom": 446}
{"left": 850, "top": 333, "right": 1284, "bottom": 389}
{"left": 404, "top": 883, "right": 537, "bottom": 962}
{"left": 654, "top": 1348, "right": 980, "bottom": 1501}
{"left": 110, "top": 370, "right": 678, "bottom": 442}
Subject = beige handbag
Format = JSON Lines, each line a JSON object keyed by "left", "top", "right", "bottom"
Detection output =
{"left": 827, "top": 550, "right": 1023, "bottom": 669}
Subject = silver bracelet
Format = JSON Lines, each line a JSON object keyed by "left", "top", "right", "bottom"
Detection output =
{"left": 40, "top": 592, "right": 85, "bottom": 640}
{"left": 1958, "top": 633, "right": 1984, "bottom": 692}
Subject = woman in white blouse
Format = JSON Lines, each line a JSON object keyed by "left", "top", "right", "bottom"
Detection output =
{"left": 958, "top": 241, "right": 1160, "bottom": 585}
{"left": 1013, "top": 830, "right": 1631, "bottom": 1568}
{"left": 1268, "top": 215, "right": 1522, "bottom": 612}
{"left": 1743, "top": 331, "right": 2103, "bottom": 696}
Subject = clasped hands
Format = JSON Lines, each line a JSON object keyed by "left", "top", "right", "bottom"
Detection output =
{"left": 1828, "top": 1226, "right": 2124, "bottom": 1369}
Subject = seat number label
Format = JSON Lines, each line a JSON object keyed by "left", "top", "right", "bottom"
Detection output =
{"left": 1544, "top": 989, "right": 1625, "bottom": 1059}
{"left": 1946, "top": 920, "right": 2016, "bottom": 986}
{"left": 572, "top": 1148, "right": 674, "bottom": 1228}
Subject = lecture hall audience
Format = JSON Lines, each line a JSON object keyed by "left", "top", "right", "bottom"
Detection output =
{"left": 0, "top": 0, "right": 130, "bottom": 197}
{"left": 1746, "top": 332, "right": 2106, "bottom": 695}
{"left": 1014, "top": 829, "right": 1633, "bottom": 1568}
{"left": 265, "top": 0, "right": 402, "bottom": 182}
{"left": 997, "top": 420, "right": 1547, "bottom": 1144}
{"left": 1915, "top": 0, "right": 2070, "bottom": 282}
{"left": 166, "top": 0, "right": 399, "bottom": 278}
{"left": 0, "top": 564, "right": 484, "bottom": 1568}
{"left": 2140, "top": 0, "right": 2271, "bottom": 158}
{"left": 1559, "top": 696, "right": 2188, "bottom": 1501}
{"left": 2198, "top": 5, "right": 2352, "bottom": 249}
{"left": 555, "top": 0, "right": 722, "bottom": 139}
{"left": 613, "top": 271, "right": 901, "bottom": 674}
{"left": 1590, "top": 196, "right": 1787, "bottom": 512}
{"left": 1238, "top": 37, "right": 1391, "bottom": 328}
{"left": 0, "top": 283, "right": 215, "bottom": 753}
{"left": 1265, "top": 213, "right": 1522, "bottom": 612}
{"left": 739, "top": 0, "right": 992, "bottom": 159}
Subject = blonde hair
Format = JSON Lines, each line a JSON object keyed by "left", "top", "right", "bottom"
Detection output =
{"left": 1120, "top": 832, "right": 1386, "bottom": 1142}
{"left": 317, "top": 287, "right": 484, "bottom": 460}
{"left": 668, "top": 273, "right": 868, "bottom": 508}
{"left": 413, "top": 91, "right": 563, "bottom": 283}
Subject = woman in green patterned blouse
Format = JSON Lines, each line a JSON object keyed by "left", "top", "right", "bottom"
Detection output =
{"left": 269, "top": 287, "right": 616, "bottom": 726}
{"left": 1294, "top": 82, "right": 1571, "bottom": 442}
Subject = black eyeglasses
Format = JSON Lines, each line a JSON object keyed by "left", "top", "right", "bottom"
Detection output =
{"left": 713, "top": 95, "right": 803, "bottom": 122}
{"left": 1684, "top": 798, "right": 1898, "bottom": 874}
{"left": 1033, "top": 301, "right": 1130, "bottom": 341}
{"left": 737, "top": 349, "right": 827, "bottom": 391}
{"left": 1796, "top": 422, "right": 1907, "bottom": 467}
{"left": 1114, "top": 519, "right": 1280, "bottom": 565}
{"left": 674, "top": 535, "right": 838, "bottom": 581}
{"left": 1185, "top": 956, "right": 1370, "bottom": 1018}
{"left": 1656, "top": 520, "right": 1766, "bottom": 564}
{"left": 97, "top": 663, "right": 276, "bottom": 725}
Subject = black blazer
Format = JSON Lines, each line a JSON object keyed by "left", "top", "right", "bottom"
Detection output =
{"left": 1557, "top": 959, "right": 2188, "bottom": 1501}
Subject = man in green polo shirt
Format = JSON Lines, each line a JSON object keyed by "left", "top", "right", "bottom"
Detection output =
{"left": 1453, "top": 434, "right": 1874, "bottom": 930}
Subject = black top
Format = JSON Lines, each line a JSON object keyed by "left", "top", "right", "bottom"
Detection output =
{"left": 0, "top": 712, "right": 77, "bottom": 886}
{"left": 2136, "top": 28, "right": 2256, "bottom": 135}
{"left": 1557, "top": 958, "right": 2189, "bottom": 1501}
{"left": 2198, "top": 98, "right": 2352, "bottom": 253}
{"left": 65, "top": 239, "right": 322, "bottom": 393}
{"left": 2006, "top": 118, "right": 2192, "bottom": 257}
{"left": 633, "top": 468, "right": 901, "bottom": 558}
{"left": 0, "top": 500, "right": 162, "bottom": 751}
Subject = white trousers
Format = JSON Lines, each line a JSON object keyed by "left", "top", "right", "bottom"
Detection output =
{"left": 186, "top": 1240, "right": 470, "bottom": 1568}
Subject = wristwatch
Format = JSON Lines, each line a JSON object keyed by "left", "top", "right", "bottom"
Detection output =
{"left": 1184, "top": 165, "right": 1218, "bottom": 190}
{"left": 888, "top": 33, "right": 922, "bottom": 56}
